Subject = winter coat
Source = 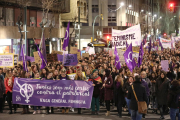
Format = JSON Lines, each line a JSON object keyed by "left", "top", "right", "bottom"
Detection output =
{"left": 167, "top": 86, "right": 180, "bottom": 109}
{"left": 127, "top": 81, "right": 147, "bottom": 111}
{"left": 102, "top": 75, "right": 113, "bottom": 101}
{"left": 0, "top": 78, "right": 5, "bottom": 98}
{"left": 114, "top": 81, "right": 125, "bottom": 106}
{"left": 123, "top": 81, "right": 131, "bottom": 97}
{"left": 142, "top": 78, "right": 151, "bottom": 89}
{"left": 150, "top": 77, "right": 157, "bottom": 97}
{"left": 4, "top": 76, "right": 15, "bottom": 94}
{"left": 155, "top": 77, "right": 170, "bottom": 105}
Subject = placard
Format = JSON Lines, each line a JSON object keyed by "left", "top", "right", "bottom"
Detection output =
{"left": 63, "top": 54, "right": 78, "bottom": 66}
{"left": 161, "top": 60, "right": 169, "bottom": 72}
{"left": 68, "top": 72, "right": 86, "bottom": 80}
{"left": 47, "top": 54, "right": 58, "bottom": 62}
{"left": 82, "top": 53, "right": 89, "bottom": 58}
{"left": 52, "top": 50, "right": 63, "bottom": 55}
{"left": 0, "top": 54, "right": 14, "bottom": 68}
{"left": 33, "top": 52, "right": 41, "bottom": 63}
{"left": 70, "top": 47, "right": 78, "bottom": 54}
{"left": 14, "top": 54, "right": 18, "bottom": 66}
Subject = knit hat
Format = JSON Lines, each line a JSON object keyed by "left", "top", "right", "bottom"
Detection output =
{"left": 92, "top": 69, "right": 98, "bottom": 74}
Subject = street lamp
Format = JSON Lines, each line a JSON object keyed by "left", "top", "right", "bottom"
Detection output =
{"left": 154, "top": 14, "right": 157, "bottom": 17}
{"left": 160, "top": 16, "right": 162, "bottom": 19}
{"left": 141, "top": 9, "right": 144, "bottom": 12}
{"left": 148, "top": 12, "right": 151, "bottom": 15}
{"left": 92, "top": 14, "right": 103, "bottom": 42}
{"left": 121, "top": 2, "right": 124, "bottom": 6}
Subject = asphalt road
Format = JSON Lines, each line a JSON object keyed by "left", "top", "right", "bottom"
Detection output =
{"left": 0, "top": 105, "right": 171, "bottom": 120}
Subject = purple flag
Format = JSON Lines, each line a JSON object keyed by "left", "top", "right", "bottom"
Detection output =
{"left": 63, "top": 21, "right": 70, "bottom": 51}
{"left": 35, "top": 43, "right": 47, "bottom": 69}
{"left": 124, "top": 43, "right": 133, "bottom": 72}
{"left": 148, "top": 38, "right": 151, "bottom": 53}
{"left": 159, "top": 39, "right": 164, "bottom": 50}
{"left": 126, "top": 41, "right": 128, "bottom": 49}
{"left": 138, "top": 42, "right": 144, "bottom": 67}
{"left": 114, "top": 45, "right": 121, "bottom": 70}
{"left": 132, "top": 58, "right": 137, "bottom": 70}
{"left": 13, "top": 78, "right": 94, "bottom": 108}
{"left": 21, "top": 44, "right": 28, "bottom": 72}
{"left": 42, "top": 33, "right": 47, "bottom": 61}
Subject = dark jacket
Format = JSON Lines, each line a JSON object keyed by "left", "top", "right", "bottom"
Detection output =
{"left": 92, "top": 79, "right": 102, "bottom": 98}
{"left": 127, "top": 81, "right": 147, "bottom": 111}
{"left": 141, "top": 79, "right": 150, "bottom": 96}
{"left": 114, "top": 81, "right": 125, "bottom": 105}
{"left": 0, "top": 78, "right": 5, "bottom": 98}
{"left": 167, "top": 86, "right": 180, "bottom": 109}
{"left": 150, "top": 77, "right": 157, "bottom": 96}
{"left": 59, "top": 75, "right": 70, "bottom": 80}
{"left": 155, "top": 77, "right": 170, "bottom": 105}
{"left": 123, "top": 81, "right": 131, "bottom": 97}
{"left": 102, "top": 75, "right": 113, "bottom": 101}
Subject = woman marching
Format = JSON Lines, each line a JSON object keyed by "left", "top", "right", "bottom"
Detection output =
{"left": 114, "top": 75, "right": 124, "bottom": 118}
{"left": 74, "top": 68, "right": 86, "bottom": 114}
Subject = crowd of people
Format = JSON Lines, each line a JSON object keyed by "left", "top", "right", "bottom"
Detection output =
{"left": 0, "top": 43, "right": 180, "bottom": 120}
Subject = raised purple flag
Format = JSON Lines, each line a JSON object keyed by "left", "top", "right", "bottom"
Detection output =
{"left": 114, "top": 45, "right": 121, "bottom": 70}
{"left": 21, "top": 44, "right": 28, "bottom": 72}
{"left": 124, "top": 43, "right": 133, "bottom": 72}
{"left": 35, "top": 43, "right": 47, "bottom": 69}
{"left": 13, "top": 78, "right": 94, "bottom": 108}
{"left": 148, "top": 38, "right": 151, "bottom": 53}
{"left": 63, "top": 21, "right": 70, "bottom": 51}
{"left": 138, "top": 42, "right": 144, "bottom": 67}
{"left": 159, "top": 39, "right": 164, "bottom": 50}
{"left": 42, "top": 33, "right": 47, "bottom": 61}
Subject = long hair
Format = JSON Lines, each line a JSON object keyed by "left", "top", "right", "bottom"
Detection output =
{"left": 74, "top": 69, "right": 84, "bottom": 80}
{"left": 5, "top": 69, "right": 12, "bottom": 79}
{"left": 115, "top": 75, "right": 124, "bottom": 87}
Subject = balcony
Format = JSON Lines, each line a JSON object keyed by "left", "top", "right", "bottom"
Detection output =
{"left": 0, "top": 0, "right": 70, "bottom": 13}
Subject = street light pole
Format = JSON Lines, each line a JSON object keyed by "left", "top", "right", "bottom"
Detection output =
{"left": 92, "top": 14, "right": 103, "bottom": 42}
{"left": 78, "top": 6, "right": 81, "bottom": 50}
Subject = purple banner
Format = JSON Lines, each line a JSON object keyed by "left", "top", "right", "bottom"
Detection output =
{"left": 13, "top": 78, "right": 94, "bottom": 108}
{"left": 19, "top": 56, "right": 35, "bottom": 62}
{"left": 63, "top": 54, "right": 78, "bottom": 66}
{"left": 57, "top": 54, "right": 63, "bottom": 62}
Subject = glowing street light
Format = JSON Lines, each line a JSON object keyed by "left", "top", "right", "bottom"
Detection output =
{"left": 120, "top": 2, "right": 124, "bottom": 6}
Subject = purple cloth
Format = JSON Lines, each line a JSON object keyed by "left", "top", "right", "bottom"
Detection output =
{"left": 124, "top": 43, "right": 133, "bottom": 72}
{"left": 114, "top": 45, "right": 121, "bottom": 70}
{"left": 138, "top": 42, "right": 144, "bottom": 67}
{"left": 63, "top": 21, "right": 70, "bottom": 51}
{"left": 116, "top": 82, "right": 121, "bottom": 88}
{"left": 141, "top": 79, "right": 150, "bottom": 96}
{"left": 12, "top": 78, "right": 94, "bottom": 108}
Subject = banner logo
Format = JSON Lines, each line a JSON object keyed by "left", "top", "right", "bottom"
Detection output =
{"left": 126, "top": 52, "right": 132, "bottom": 63}
{"left": 16, "top": 80, "right": 34, "bottom": 103}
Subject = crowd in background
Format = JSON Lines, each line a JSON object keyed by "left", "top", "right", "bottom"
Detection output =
{"left": 0, "top": 43, "right": 180, "bottom": 120}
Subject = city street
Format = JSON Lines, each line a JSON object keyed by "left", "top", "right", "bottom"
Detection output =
{"left": 0, "top": 105, "right": 171, "bottom": 120}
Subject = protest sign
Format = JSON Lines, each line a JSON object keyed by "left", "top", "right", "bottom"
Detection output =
{"left": 82, "top": 53, "right": 89, "bottom": 58}
{"left": 26, "top": 56, "right": 35, "bottom": 62}
{"left": 160, "top": 38, "right": 174, "bottom": 48}
{"left": 70, "top": 47, "right": 78, "bottom": 54}
{"left": 161, "top": 60, "right": 169, "bottom": 72}
{"left": 172, "top": 36, "right": 180, "bottom": 42}
{"left": 33, "top": 52, "right": 41, "bottom": 63}
{"left": 88, "top": 47, "right": 95, "bottom": 55}
{"left": 57, "top": 54, "right": 63, "bottom": 62}
{"left": 81, "top": 51, "right": 86, "bottom": 56}
{"left": 13, "top": 78, "right": 93, "bottom": 108}
{"left": 52, "top": 50, "right": 63, "bottom": 55}
{"left": 67, "top": 72, "right": 86, "bottom": 80}
{"left": 47, "top": 54, "right": 58, "bottom": 62}
{"left": 63, "top": 54, "right": 78, "bottom": 66}
{"left": 112, "top": 24, "right": 141, "bottom": 49}
{"left": 0, "top": 54, "right": 14, "bottom": 68}
{"left": 14, "top": 54, "right": 18, "bottom": 66}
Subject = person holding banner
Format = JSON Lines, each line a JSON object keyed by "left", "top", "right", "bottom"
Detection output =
{"left": 4, "top": 70, "right": 17, "bottom": 114}
{"left": 59, "top": 68, "right": 70, "bottom": 113}
{"left": 45, "top": 72, "right": 54, "bottom": 115}
{"left": 88, "top": 69, "right": 102, "bottom": 115}
{"left": 74, "top": 68, "right": 86, "bottom": 114}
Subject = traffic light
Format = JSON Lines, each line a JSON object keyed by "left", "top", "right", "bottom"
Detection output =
{"left": 169, "top": 3, "right": 174, "bottom": 13}
{"left": 107, "top": 36, "right": 111, "bottom": 47}
{"left": 164, "top": 33, "right": 167, "bottom": 36}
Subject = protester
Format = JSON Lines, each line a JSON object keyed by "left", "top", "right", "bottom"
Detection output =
{"left": 88, "top": 69, "right": 102, "bottom": 115}
{"left": 156, "top": 71, "right": 170, "bottom": 119}
{"left": 114, "top": 75, "right": 124, "bottom": 118}
{"left": 102, "top": 69, "right": 113, "bottom": 116}
{"left": 127, "top": 75, "right": 147, "bottom": 120}
{"left": 0, "top": 74, "right": 5, "bottom": 113}
{"left": 167, "top": 80, "right": 180, "bottom": 120}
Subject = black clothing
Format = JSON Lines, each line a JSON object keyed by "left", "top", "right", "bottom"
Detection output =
{"left": 123, "top": 82, "right": 131, "bottom": 97}
{"left": 7, "top": 92, "right": 16, "bottom": 112}
{"left": 92, "top": 80, "right": 102, "bottom": 98}
{"left": 59, "top": 75, "right": 70, "bottom": 80}
{"left": 127, "top": 81, "right": 147, "bottom": 111}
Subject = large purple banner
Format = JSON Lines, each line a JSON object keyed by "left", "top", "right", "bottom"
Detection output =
{"left": 13, "top": 78, "right": 94, "bottom": 108}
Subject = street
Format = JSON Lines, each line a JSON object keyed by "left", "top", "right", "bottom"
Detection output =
{"left": 0, "top": 105, "right": 171, "bottom": 120}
